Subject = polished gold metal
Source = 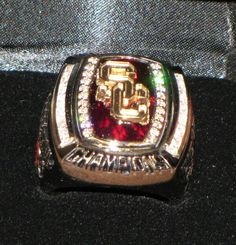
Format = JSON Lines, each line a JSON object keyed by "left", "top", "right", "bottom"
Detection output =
{"left": 96, "top": 60, "right": 150, "bottom": 125}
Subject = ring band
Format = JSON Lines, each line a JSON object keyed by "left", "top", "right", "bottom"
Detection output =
{"left": 35, "top": 54, "right": 194, "bottom": 199}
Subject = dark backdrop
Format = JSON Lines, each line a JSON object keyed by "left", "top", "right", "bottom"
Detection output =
{"left": 1, "top": 0, "right": 236, "bottom": 79}
{"left": 0, "top": 1, "right": 235, "bottom": 244}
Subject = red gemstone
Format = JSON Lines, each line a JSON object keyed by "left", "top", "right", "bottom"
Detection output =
{"left": 89, "top": 58, "right": 156, "bottom": 142}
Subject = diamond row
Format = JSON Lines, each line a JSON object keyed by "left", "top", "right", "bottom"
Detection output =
{"left": 56, "top": 64, "right": 75, "bottom": 147}
{"left": 77, "top": 57, "right": 99, "bottom": 138}
{"left": 165, "top": 73, "right": 188, "bottom": 157}
{"left": 146, "top": 63, "right": 167, "bottom": 143}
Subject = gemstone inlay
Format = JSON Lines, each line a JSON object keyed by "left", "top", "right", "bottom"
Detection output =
{"left": 89, "top": 58, "right": 158, "bottom": 142}
{"left": 165, "top": 73, "right": 188, "bottom": 157}
{"left": 56, "top": 64, "right": 74, "bottom": 147}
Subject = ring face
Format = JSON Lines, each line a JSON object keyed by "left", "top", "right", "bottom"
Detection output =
{"left": 76, "top": 56, "right": 169, "bottom": 154}
{"left": 36, "top": 54, "right": 194, "bottom": 189}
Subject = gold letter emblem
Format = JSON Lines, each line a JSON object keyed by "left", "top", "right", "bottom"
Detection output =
{"left": 96, "top": 60, "right": 150, "bottom": 125}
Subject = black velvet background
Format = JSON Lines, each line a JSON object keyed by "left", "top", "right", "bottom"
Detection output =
{"left": 0, "top": 71, "right": 235, "bottom": 244}
{"left": 1, "top": 0, "right": 236, "bottom": 79}
{"left": 1, "top": 0, "right": 236, "bottom": 244}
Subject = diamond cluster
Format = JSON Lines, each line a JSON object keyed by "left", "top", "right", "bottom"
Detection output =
{"left": 77, "top": 57, "right": 98, "bottom": 138}
{"left": 165, "top": 73, "right": 188, "bottom": 157}
{"left": 56, "top": 64, "right": 75, "bottom": 147}
{"left": 146, "top": 63, "right": 167, "bottom": 143}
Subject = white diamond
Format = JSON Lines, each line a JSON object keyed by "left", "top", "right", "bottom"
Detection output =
{"left": 81, "top": 120, "right": 92, "bottom": 129}
{"left": 78, "top": 90, "right": 89, "bottom": 99}
{"left": 153, "top": 121, "right": 162, "bottom": 129}
{"left": 80, "top": 77, "right": 91, "bottom": 85}
{"left": 156, "top": 86, "right": 166, "bottom": 93}
{"left": 152, "top": 69, "right": 161, "bottom": 76}
{"left": 156, "top": 99, "right": 166, "bottom": 108}
{"left": 155, "top": 114, "right": 165, "bottom": 122}
{"left": 147, "top": 134, "right": 157, "bottom": 142}
{"left": 82, "top": 70, "right": 94, "bottom": 78}
{"left": 79, "top": 113, "right": 89, "bottom": 122}
{"left": 83, "top": 128, "right": 93, "bottom": 137}
{"left": 152, "top": 129, "right": 160, "bottom": 136}
{"left": 156, "top": 108, "right": 165, "bottom": 115}
{"left": 84, "top": 64, "right": 95, "bottom": 71}
{"left": 78, "top": 101, "right": 88, "bottom": 108}
{"left": 79, "top": 107, "right": 88, "bottom": 114}
{"left": 150, "top": 63, "right": 161, "bottom": 70}
{"left": 83, "top": 91, "right": 89, "bottom": 98}
{"left": 156, "top": 92, "right": 166, "bottom": 99}
{"left": 79, "top": 85, "right": 88, "bottom": 92}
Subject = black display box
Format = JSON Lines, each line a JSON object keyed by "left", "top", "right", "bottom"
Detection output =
{"left": 0, "top": 1, "right": 235, "bottom": 244}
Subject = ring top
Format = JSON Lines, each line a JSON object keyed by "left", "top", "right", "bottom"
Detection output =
{"left": 73, "top": 55, "right": 172, "bottom": 155}
{"left": 42, "top": 54, "right": 193, "bottom": 186}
